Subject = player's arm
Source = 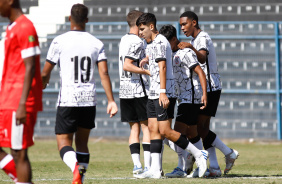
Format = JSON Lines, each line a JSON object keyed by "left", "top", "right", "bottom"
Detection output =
{"left": 98, "top": 60, "right": 118, "bottom": 117}
{"left": 193, "top": 65, "right": 208, "bottom": 109}
{"left": 123, "top": 57, "right": 150, "bottom": 75}
{"left": 178, "top": 42, "right": 207, "bottom": 64}
{"left": 41, "top": 61, "right": 55, "bottom": 89}
{"left": 16, "top": 56, "right": 36, "bottom": 125}
{"left": 158, "top": 60, "right": 169, "bottom": 109}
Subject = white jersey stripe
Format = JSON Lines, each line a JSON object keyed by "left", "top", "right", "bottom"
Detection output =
{"left": 21, "top": 46, "right": 41, "bottom": 59}
{"left": 0, "top": 39, "right": 4, "bottom": 91}
{"left": 11, "top": 111, "right": 23, "bottom": 150}
{"left": 0, "top": 154, "right": 13, "bottom": 169}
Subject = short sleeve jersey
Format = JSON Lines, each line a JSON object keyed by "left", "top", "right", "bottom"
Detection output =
{"left": 145, "top": 34, "right": 176, "bottom": 99}
{"left": 119, "top": 34, "right": 149, "bottom": 99}
{"left": 46, "top": 31, "right": 107, "bottom": 107}
{"left": 0, "top": 15, "right": 42, "bottom": 112}
{"left": 173, "top": 48, "right": 203, "bottom": 105}
{"left": 190, "top": 31, "right": 222, "bottom": 92}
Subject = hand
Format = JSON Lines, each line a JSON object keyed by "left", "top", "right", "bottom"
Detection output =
{"left": 16, "top": 104, "right": 26, "bottom": 125}
{"left": 159, "top": 93, "right": 170, "bottom": 109}
{"left": 144, "top": 69, "right": 151, "bottom": 76}
{"left": 200, "top": 94, "right": 208, "bottom": 110}
{"left": 107, "top": 101, "right": 118, "bottom": 118}
{"left": 42, "top": 82, "right": 48, "bottom": 89}
{"left": 139, "top": 56, "right": 149, "bottom": 70}
{"left": 178, "top": 42, "right": 193, "bottom": 50}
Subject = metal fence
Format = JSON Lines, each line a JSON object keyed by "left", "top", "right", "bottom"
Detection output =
{"left": 1, "top": 21, "right": 281, "bottom": 139}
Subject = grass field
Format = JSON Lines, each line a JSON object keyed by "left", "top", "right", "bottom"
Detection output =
{"left": 1, "top": 138, "right": 282, "bottom": 184}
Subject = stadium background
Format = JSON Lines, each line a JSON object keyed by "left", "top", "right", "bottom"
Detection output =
{"left": 0, "top": 0, "right": 281, "bottom": 140}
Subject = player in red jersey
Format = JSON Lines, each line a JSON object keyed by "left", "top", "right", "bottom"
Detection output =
{"left": 0, "top": 0, "right": 42, "bottom": 183}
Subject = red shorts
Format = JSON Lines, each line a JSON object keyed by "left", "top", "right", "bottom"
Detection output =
{"left": 0, "top": 110, "right": 37, "bottom": 150}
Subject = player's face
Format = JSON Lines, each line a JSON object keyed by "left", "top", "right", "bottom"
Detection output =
{"left": 0, "top": 0, "right": 10, "bottom": 18}
{"left": 179, "top": 17, "right": 196, "bottom": 37}
{"left": 138, "top": 24, "right": 152, "bottom": 41}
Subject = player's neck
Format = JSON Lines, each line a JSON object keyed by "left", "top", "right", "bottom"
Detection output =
{"left": 129, "top": 26, "right": 138, "bottom": 36}
{"left": 71, "top": 24, "right": 85, "bottom": 31}
{"left": 151, "top": 30, "right": 158, "bottom": 41}
{"left": 192, "top": 28, "right": 201, "bottom": 38}
{"left": 9, "top": 9, "right": 23, "bottom": 23}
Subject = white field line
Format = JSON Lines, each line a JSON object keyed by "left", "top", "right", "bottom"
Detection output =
{"left": 2, "top": 176, "right": 282, "bottom": 182}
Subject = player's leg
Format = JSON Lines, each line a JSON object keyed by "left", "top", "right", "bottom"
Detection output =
{"left": 129, "top": 122, "right": 142, "bottom": 174}
{"left": 136, "top": 96, "right": 151, "bottom": 172}
{"left": 55, "top": 107, "right": 82, "bottom": 183}
{"left": 140, "top": 120, "right": 150, "bottom": 171}
{"left": 121, "top": 98, "right": 143, "bottom": 174}
{"left": 75, "top": 106, "right": 96, "bottom": 182}
{"left": 10, "top": 149, "right": 31, "bottom": 182}
{"left": 0, "top": 148, "right": 17, "bottom": 182}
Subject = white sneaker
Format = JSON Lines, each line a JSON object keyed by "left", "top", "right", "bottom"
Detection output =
{"left": 224, "top": 149, "right": 239, "bottom": 174}
{"left": 134, "top": 169, "right": 162, "bottom": 179}
{"left": 185, "top": 153, "right": 195, "bottom": 175}
{"left": 195, "top": 150, "right": 208, "bottom": 177}
{"left": 187, "top": 168, "right": 210, "bottom": 178}
{"left": 133, "top": 165, "right": 143, "bottom": 174}
{"left": 165, "top": 167, "right": 187, "bottom": 178}
{"left": 209, "top": 167, "right": 222, "bottom": 177}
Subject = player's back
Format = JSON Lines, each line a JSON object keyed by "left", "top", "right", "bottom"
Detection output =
{"left": 47, "top": 31, "right": 107, "bottom": 106}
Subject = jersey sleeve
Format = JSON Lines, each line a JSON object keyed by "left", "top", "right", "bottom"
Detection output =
{"left": 155, "top": 37, "right": 167, "bottom": 63}
{"left": 18, "top": 23, "right": 40, "bottom": 59}
{"left": 46, "top": 37, "right": 60, "bottom": 65}
{"left": 183, "top": 50, "right": 199, "bottom": 69}
{"left": 97, "top": 45, "right": 107, "bottom": 63}
{"left": 196, "top": 36, "right": 209, "bottom": 53}
{"left": 125, "top": 40, "right": 144, "bottom": 61}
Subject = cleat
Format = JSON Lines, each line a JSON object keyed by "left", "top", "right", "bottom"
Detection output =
{"left": 195, "top": 150, "right": 208, "bottom": 177}
{"left": 134, "top": 169, "right": 162, "bottom": 179}
{"left": 186, "top": 153, "right": 195, "bottom": 175}
{"left": 133, "top": 165, "right": 143, "bottom": 174}
{"left": 72, "top": 163, "right": 86, "bottom": 184}
{"left": 224, "top": 149, "right": 239, "bottom": 174}
{"left": 165, "top": 167, "right": 187, "bottom": 178}
{"left": 187, "top": 168, "right": 210, "bottom": 178}
{"left": 208, "top": 167, "right": 222, "bottom": 177}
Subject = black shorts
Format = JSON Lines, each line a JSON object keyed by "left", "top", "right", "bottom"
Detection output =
{"left": 199, "top": 90, "right": 221, "bottom": 117}
{"left": 176, "top": 103, "right": 202, "bottom": 126}
{"left": 147, "top": 98, "right": 176, "bottom": 121}
{"left": 55, "top": 106, "right": 96, "bottom": 134}
{"left": 120, "top": 96, "right": 148, "bottom": 123}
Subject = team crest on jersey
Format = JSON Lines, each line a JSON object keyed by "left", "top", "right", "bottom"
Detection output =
{"left": 28, "top": 35, "right": 35, "bottom": 42}
{"left": 175, "top": 56, "right": 180, "bottom": 64}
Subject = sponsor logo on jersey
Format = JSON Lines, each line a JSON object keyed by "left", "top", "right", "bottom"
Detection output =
{"left": 28, "top": 35, "right": 35, "bottom": 42}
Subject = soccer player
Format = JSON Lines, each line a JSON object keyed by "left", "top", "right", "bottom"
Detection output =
{"left": 119, "top": 10, "right": 151, "bottom": 175}
{"left": 0, "top": 0, "right": 42, "bottom": 183}
{"left": 159, "top": 24, "right": 208, "bottom": 178}
{"left": 41, "top": 4, "right": 118, "bottom": 184}
{"left": 134, "top": 13, "right": 208, "bottom": 179}
{"left": 178, "top": 11, "right": 239, "bottom": 176}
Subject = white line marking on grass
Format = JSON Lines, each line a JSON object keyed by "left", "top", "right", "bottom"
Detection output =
{"left": 2, "top": 176, "right": 282, "bottom": 182}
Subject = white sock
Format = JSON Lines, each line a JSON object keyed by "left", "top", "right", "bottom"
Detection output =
{"left": 63, "top": 151, "right": 77, "bottom": 172}
{"left": 16, "top": 182, "right": 32, "bottom": 184}
{"left": 212, "top": 136, "right": 232, "bottom": 156}
{"left": 207, "top": 146, "right": 220, "bottom": 169}
{"left": 143, "top": 142, "right": 151, "bottom": 169}
{"left": 150, "top": 153, "right": 161, "bottom": 171}
{"left": 186, "top": 142, "right": 202, "bottom": 158}
{"left": 193, "top": 139, "right": 203, "bottom": 150}
{"left": 176, "top": 145, "right": 184, "bottom": 170}
{"left": 131, "top": 153, "right": 142, "bottom": 168}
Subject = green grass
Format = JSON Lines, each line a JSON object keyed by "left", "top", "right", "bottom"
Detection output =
{"left": 1, "top": 139, "right": 282, "bottom": 184}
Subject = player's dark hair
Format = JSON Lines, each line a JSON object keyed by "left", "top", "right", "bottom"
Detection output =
{"left": 180, "top": 11, "right": 200, "bottom": 29}
{"left": 159, "top": 25, "right": 177, "bottom": 41}
{"left": 11, "top": 0, "right": 21, "bottom": 9}
{"left": 71, "top": 4, "right": 88, "bottom": 26}
{"left": 136, "top": 13, "right": 157, "bottom": 28}
{"left": 127, "top": 10, "right": 143, "bottom": 27}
